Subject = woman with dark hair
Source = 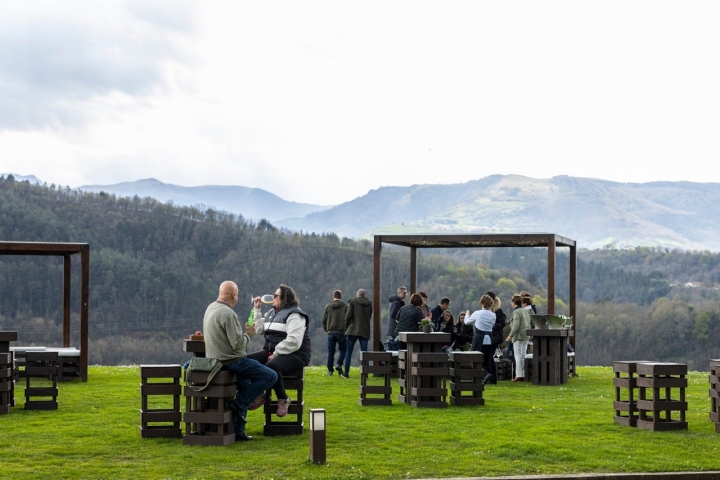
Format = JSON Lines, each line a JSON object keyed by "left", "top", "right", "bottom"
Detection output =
{"left": 249, "top": 284, "right": 312, "bottom": 417}
{"left": 394, "top": 293, "right": 425, "bottom": 349}
{"left": 450, "top": 311, "right": 473, "bottom": 350}
{"left": 437, "top": 309, "right": 455, "bottom": 333}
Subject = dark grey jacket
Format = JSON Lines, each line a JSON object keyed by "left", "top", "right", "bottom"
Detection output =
{"left": 345, "top": 296, "right": 372, "bottom": 339}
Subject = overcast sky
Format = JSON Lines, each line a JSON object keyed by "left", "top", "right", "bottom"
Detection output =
{"left": 1, "top": 1, "right": 719, "bottom": 205}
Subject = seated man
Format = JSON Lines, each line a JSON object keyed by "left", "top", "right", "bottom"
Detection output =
{"left": 203, "top": 281, "right": 278, "bottom": 441}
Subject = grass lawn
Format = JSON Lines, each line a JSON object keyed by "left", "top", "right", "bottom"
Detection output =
{"left": 0, "top": 365, "right": 718, "bottom": 479}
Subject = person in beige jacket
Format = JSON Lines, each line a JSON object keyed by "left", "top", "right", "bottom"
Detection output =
{"left": 506, "top": 294, "right": 532, "bottom": 382}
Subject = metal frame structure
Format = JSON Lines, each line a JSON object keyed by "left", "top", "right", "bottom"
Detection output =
{"left": 372, "top": 233, "right": 576, "bottom": 352}
{"left": 0, "top": 241, "right": 89, "bottom": 381}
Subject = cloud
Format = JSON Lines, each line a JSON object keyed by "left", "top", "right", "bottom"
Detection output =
{"left": 0, "top": 1, "right": 200, "bottom": 130}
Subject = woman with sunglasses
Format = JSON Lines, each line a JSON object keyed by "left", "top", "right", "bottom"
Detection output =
{"left": 248, "top": 284, "right": 311, "bottom": 417}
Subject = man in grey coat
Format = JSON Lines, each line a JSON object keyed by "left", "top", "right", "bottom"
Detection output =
{"left": 341, "top": 289, "right": 373, "bottom": 379}
{"left": 322, "top": 289, "right": 347, "bottom": 376}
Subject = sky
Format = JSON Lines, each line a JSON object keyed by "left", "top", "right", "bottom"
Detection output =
{"left": 1, "top": 1, "right": 719, "bottom": 205}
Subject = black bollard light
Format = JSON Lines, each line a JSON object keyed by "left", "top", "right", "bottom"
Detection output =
{"left": 309, "top": 408, "right": 326, "bottom": 464}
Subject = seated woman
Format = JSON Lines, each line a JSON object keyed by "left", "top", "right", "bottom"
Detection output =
{"left": 450, "top": 311, "right": 473, "bottom": 350}
{"left": 393, "top": 293, "right": 424, "bottom": 349}
{"left": 437, "top": 310, "right": 455, "bottom": 333}
{"left": 249, "top": 284, "right": 311, "bottom": 417}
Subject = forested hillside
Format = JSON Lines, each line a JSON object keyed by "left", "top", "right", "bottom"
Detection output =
{"left": 1, "top": 175, "right": 719, "bottom": 369}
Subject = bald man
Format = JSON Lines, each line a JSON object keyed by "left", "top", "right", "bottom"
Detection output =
{"left": 203, "top": 281, "right": 277, "bottom": 441}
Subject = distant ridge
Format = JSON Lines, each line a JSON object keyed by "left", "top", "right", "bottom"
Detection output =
{"left": 10, "top": 173, "right": 720, "bottom": 250}
{"left": 78, "top": 178, "right": 332, "bottom": 222}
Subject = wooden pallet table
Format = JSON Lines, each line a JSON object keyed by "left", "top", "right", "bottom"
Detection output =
{"left": 399, "top": 332, "right": 451, "bottom": 408}
{"left": 140, "top": 364, "right": 183, "bottom": 438}
{"left": 182, "top": 339, "right": 206, "bottom": 358}
{"left": 448, "top": 351, "right": 485, "bottom": 406}
{"left": 495, "top": 358, "right": 512, "bottom": 381}
{"left": 526, "top": 329, "right": 572, "bottom": 386}
{"left": 397, "top": 350, "right": 407, "bottom": 403}
{"left": 183, "top": 370, "right": 236, "bottom": 446}
{"left": 636, "top": 362, "right": 688, "bottom": 431}
{"left": 264, "top": 369, "right": 305, "bottom": 436}
{"left": 359, "top": 351, "right": 392, "bottom": 406}
{"left": 613, "top": 360, "right": 650, "bottom": 427}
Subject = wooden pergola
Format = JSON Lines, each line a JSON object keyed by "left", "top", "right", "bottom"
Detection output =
{"left": 0, "top": 241, "right": 90, "bottom": 381}
{"left": 372, "top": 233, "right": 576, "bottom": 352}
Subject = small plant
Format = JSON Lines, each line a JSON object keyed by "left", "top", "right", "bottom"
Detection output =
{"left": 419, "top": 319, "right": 433, "bottom": 326}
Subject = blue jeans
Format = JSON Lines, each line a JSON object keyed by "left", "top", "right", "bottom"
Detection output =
{"left": 343, "top": 335, "right": 368, "bottom": 376}
{"left": 327, "top": 333, "right": 346, "bottom": 373}
{"left": 222, "top": 357, "right": 278, "bottom": 435}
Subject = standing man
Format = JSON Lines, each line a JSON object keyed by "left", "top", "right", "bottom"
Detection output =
{"left": 342, "top": 288, "right": 373, "bottom": 379}
{"left": 203, "top": 281, "right": 278, "bottom": 441}
{"left": 431, "top": 297, "right": 451, "bottom": 331}
{"left": 386, "top": 286, "right": 407, "bottom": 340}
{"left": 322, "top": 290, "right": 347, "bottom": 376}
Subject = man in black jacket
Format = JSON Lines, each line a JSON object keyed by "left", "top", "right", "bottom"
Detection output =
{"left": 431, "top": 297, "right": 451, "bottom": 331}
{"left": 386, "top": 286, "right": 407, "bottom": 339}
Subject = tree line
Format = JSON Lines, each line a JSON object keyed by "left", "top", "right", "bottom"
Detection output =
{"left": 1, "top": 174, "right": 719, "bottom": 369}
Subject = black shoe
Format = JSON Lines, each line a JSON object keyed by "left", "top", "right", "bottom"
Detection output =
{"left": 482, "top": 374, "right": 494, "bottom": 385}
{"left": 235, "top": 433, "right": 253, "bottom": 441}
{"left": 335, "top": 365, "right": 343, "bottom": 375}
{"left": 225, "top": 400, "right": 246, "bottom": 424}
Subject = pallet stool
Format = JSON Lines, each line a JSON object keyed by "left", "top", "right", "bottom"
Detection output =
{"left": 397, "top": 350, "right": 408, "bottom": 403}
{"left": 25, "top": 351, "right": 59, "bottom": 410}
{"left": 1, "top": 333, "right": 18, "bottom": 403}
{"left": 636, "top": 362, "right": 688, "bottom": 431}
{"left": 449, "top": 351, "right": 485, "bottom": 406}
{"left": 613, "top": 360, "right": 649, "bottom": 427}
{"left": 264, "top": 369, "right": 304, "bottom": 436}
{"left": 57, "top": 349, "right": 81, "bottom": 382}
{"left": 409, "top": 352, "right": 448, "bottom": 408}
{"left": 359, "top": 351, "right": 392, "bottom": 406}
{"left": 495, "top": 358, "right": 513, "bottom": 381}
{"left": 140, "top": 365, "right": 182, "bottom": 438}
{"left": 0, "top": 352, "right": 14, "bottom": 414}
{"left": 183, "top": 370, "right": 237, "bottom": 446}
{"left": 709, "top": 359, "right": 720, "bottom": 423}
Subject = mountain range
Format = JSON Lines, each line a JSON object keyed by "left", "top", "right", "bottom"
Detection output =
{"left": 5, "top": 173, "right": 720, "bottom": 251}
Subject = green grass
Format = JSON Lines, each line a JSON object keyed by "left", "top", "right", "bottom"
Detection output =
{"left": 1, "top": 366, "right": 718, "bottom": 479}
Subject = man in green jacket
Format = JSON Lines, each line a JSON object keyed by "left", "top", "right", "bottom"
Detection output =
{"left": 342, "top": 289, "right": 373, "bottom": 379}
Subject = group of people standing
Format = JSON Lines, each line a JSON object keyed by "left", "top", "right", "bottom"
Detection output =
{"left": 321, "top": 289, "right": 373, "bottom": 379}
{"left": 385, "top": 285, "right": 538, "bottom": 385}
{"left": 202, "top": 281, "right": 312, "bottom": 441}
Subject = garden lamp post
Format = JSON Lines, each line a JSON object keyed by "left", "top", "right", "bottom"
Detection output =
{"left": 309, "top": 408, "right": 326, "bottom": 464}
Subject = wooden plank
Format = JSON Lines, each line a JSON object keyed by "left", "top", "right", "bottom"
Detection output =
{"left": 141, "top": 365, "right": 182, "bottom": 378}
{"left": 141, "top": 410, "right": 182, "bottom": 423}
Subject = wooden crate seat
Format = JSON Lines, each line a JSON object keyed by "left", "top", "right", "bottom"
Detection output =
{"left": 449, "top": 351, "right": 485, "bottom": 406}
{"left": 636, "top": 362, "right": 688, "bottom": 431}
{"left": 25, "top": 351, "right": 59, "bottom": 410}
{"left": 183, "top": 370, "right": 237, "bottom": 446}
{"left": 264, "top": 369, "right": 305, "bottom": 436}
{"left": 359, "top": 351, "right": 392, "bottom": 406}
{"left": 613, "top": 360, "right": 650, "bottom": 427}
{"left": 140, "top": 364, "right": 182, "bottom": 439}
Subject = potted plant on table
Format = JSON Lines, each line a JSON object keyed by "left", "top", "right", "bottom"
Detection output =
{"left": 419, "top": 319, "right": 433, "bottom": 333}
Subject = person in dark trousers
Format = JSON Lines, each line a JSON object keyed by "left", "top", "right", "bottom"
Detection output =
{"left": 342, "top": 288, "right": 373, "bottom": 378}
{"left": 203, "top": 281, "right": 278, "bottom": 441}
{"left": 322, "top": 290, "right": 347, "bottom": 376}
{"left": 465, "top": 294, "right": 497, "bottom": 385}
{"left": 386, "top": 286, "right": 407, "bottom": 339}
{"left": 249, "top": 284, "right": 312, "bottom": 418}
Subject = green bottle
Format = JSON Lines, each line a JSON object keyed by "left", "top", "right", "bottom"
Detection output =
{"left": 247, "top": 309, "right": 255, "bottom": 326}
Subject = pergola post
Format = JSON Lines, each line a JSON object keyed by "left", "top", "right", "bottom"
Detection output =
{"left": 409, "top": 247, "right": 417, "bottom": 294}
{"left": 373, "top": 236, "right": 382, "bottom": 352}
{"left": 80, "top": 244, "right": 90, "bottom": 382}
{"left": 547, "top": 234, "right": 556, "bottom": 314}
{"left": 569, "top": 243, "right": 577, "bottom": 349}
{"left": 63, "top": 254, "right": 71, "bottom": 347}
